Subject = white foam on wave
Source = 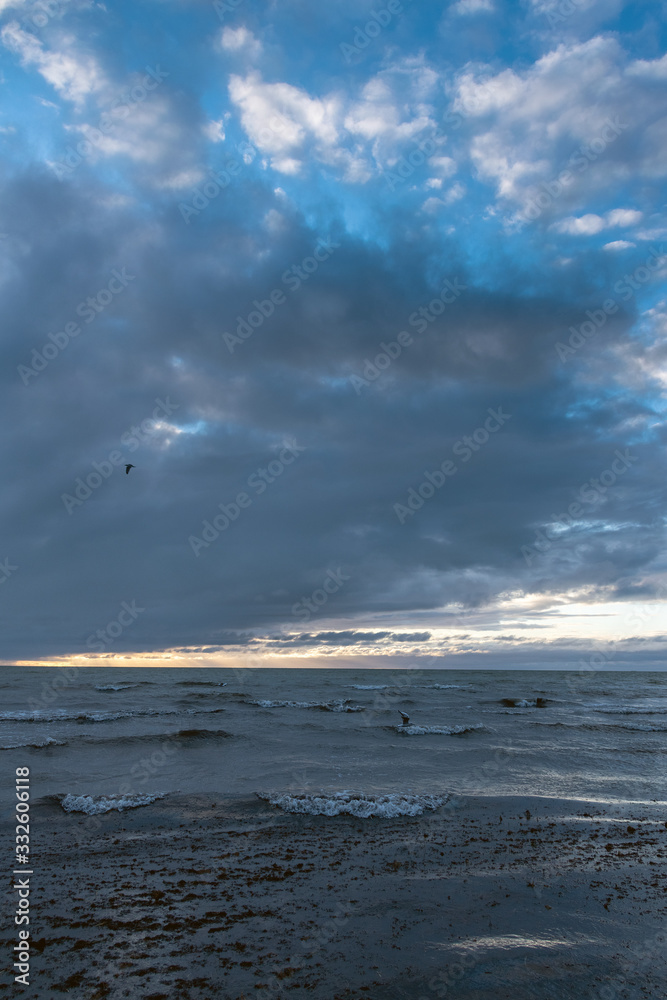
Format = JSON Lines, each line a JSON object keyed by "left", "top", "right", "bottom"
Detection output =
{"left": 257, "top": 791, "right": 448, "bottom": 818}
{"left": 0, "top": 708, "right": 178, "bottom": 723}
{"left": 350, "top": 684, "right": 391, "bottom": 690}
{"left": 596, "top": 708, "right": 667, "bottom": 716}
{"left": 59, "top": 792, "right": 166, "bottom": 815}
{"left": 95, "top": 683, "right": 141, "bottom": 691}
{"left": 251, "top": 699, "right": 364, "bottom": 713}
{"left": 422, "top": 684, "right": 467, "bottom": 690}
{"left": 400, "top": 723, "right": 484, "bottom": 735}
{"left": 1, "top": 737, "right": 66, "bottom": 750}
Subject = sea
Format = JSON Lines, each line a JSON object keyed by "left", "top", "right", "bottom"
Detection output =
{"left": 1, "top": 666, "right": 666, "bottom": 817}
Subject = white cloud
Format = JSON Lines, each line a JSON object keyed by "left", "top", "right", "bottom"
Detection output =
{"left": 204, "top": 118, "right": 225, "bottom": 143}
{"left": 422, "top": 196, "right": 445, "bottom": 214}
{"left": 228, "top": 58, "right": 444, "bottom": 183}
{"left": 453, "top": 36, "right": 667, "bottom": 209}
{"left": 220, "top": 26, "right": 262, "bottom": 60}
{"left": 552, "top": 208, "right": 642, "bottom": 235}
{"left": 552, "top": 214, "right": 604, "bottom": 234}
{"left": 1, "top": 22, "right": 106, "bottom": 105}
{"left": 626, "top": 53, "right": 667, "bottom": 80}
{"left": 603, "top": 240, "right": 635, "bottom": 251}
{"left": 443, "top": 181, "right": 465, "bottom": 203}
{"left": 229, "top": 71, "right": 370, "bottom": 180}
{"left": 605, "top": 208, "right": 642, "bottom": 227}
{"left": 451, "top": 0, "right": 494, "bottom": 14}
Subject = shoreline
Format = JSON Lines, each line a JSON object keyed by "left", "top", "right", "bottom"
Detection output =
{"left": 3, "top": 792, "right": 664, "bottom": 998}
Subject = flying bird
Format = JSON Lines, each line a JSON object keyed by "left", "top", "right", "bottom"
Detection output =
{"left": 399, "top": 711, "right": 410, "bottom": 725}
{"left": 125, "top": 464, "right": 135, "bottom": 475}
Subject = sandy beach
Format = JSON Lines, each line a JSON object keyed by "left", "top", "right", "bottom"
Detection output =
{"left": 7, "top": 791, "right": 665, "bottom": 1000}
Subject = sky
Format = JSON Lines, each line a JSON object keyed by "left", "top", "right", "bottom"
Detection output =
{"left": 1, "top": 0, "right": 666, "bottom": 670}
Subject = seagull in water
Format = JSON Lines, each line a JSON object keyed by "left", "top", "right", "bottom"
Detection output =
{"left": 125, "top": 464, "right": 135, "bottom": 475}
{"left": 398, "top": 711, "right": 410, "bottom": 726}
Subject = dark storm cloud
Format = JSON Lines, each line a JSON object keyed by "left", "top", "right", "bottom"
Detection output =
{"left": 0, "top": 158, "right": 664, "bottom": 661}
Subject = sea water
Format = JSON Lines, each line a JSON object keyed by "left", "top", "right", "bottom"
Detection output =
{"left": 1, "top": 667, "right": 666, "bottom": 817}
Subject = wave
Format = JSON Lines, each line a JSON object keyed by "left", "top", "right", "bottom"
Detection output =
{"left": 532, "top": 720, "right": 667, "bottom": 734}
{"left": 594, "top": 708, "right": 667, "bottom": 716}
{"left": 59, "top": 792, "right": 166, "bottom": 815}
{"left": 175, "top": 681, "right": 227, "bottom": 687}
{"left": 173, "top": 728, "right": 233, "bottom": 741}
{"left": 350, "top": 684, "right": 391, "bottom": 690}
{"left": 500, "top": 698, "right": 549, "bottom": 708}
{"left": 0, "top": 707, "right": 179, "bottom": 723}
{"left": 1, "top": 737, "right": 66, "bottom": 750}
{"left": 398, "top": 723, "right": 484, "bottom": 736}
{"left": 421, "top": 684, "right": 468, "bottom": 690}
{"left": 256, "top": 791, "right": 448, "bottom": 818}
{"left": 250, "top": 699, "right": 365, "bottom": 713}
{"left": 94, "top": 684, "right": 142, "bottom": 692}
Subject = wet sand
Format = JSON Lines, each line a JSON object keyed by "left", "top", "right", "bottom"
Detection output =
{"left": 4, "top": 793, "right": 667, "bottom": 999}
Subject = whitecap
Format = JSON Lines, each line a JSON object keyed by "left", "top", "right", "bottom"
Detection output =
{"left": 399, "top": 723, "right": 484, "bottom": 736}
{"left": 257, "top": 791, "right": 448, "bottom": 818}
{"left": 59, "top": 792, "right": 166, "bottom": 815}
{"left": 250, "top": 699, "right": 364, "bottom": 713}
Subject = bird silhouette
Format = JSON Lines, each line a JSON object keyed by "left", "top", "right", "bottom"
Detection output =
{"left": 125, "top": 464, "right": 135, "bottom": 475}
{"left": 399, "top": 711, "right": 410, "bottom": 725}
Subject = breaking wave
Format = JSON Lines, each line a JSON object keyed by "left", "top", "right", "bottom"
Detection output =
{"left": 421, "top": 684, "right": 468, "bottom": 690}
{"left": 594, "top": 708, "right": 667, "bottom": 716}
{"left": 59, "top": 792, "right": 166, "bottom": 815}
{"left": 398, "top": 723, "right": 484, "bottom": 736}
{"left": 95, "top": 684, "right": 142, "bottom": 692}
{"left": 250, "top": 699, "right": 364, "bottom": 713}
{"left": 175, "top": 680, "right": 227, "bottom": 687}
{"left": 350, "top": 684, "right": 391, "bottom": 690}
{"left": 0, "top": 708, "right": 179, "bottom": 723}
{"left": 1, "top": 737, "right": 66, "bottom": 750}
{"left": 257, "top": 791, "right": 448, "bottom": 818}
{"left": 500, "top": 698, "right": 549, "bottom": 708}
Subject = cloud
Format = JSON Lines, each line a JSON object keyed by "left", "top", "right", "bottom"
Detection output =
{"left": 453, "top": 36, "right": 667, "bottom": 214}
{"left": 451, "top": 0, "right": 495, "bottom": 14}
{"left": 603, "top": 240, "right": 635, "bottom": 251}
{"left": 220, "top": 25, "right": 263, "bottom": 60}
{"left": 552, "top": 208, "right": 642, "bottom": 235}
{"left": 1, "top": 22, "right": 107, "bottom": 106}
{"left": 1, "top": 1, "right": 666, "bottom": 664}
